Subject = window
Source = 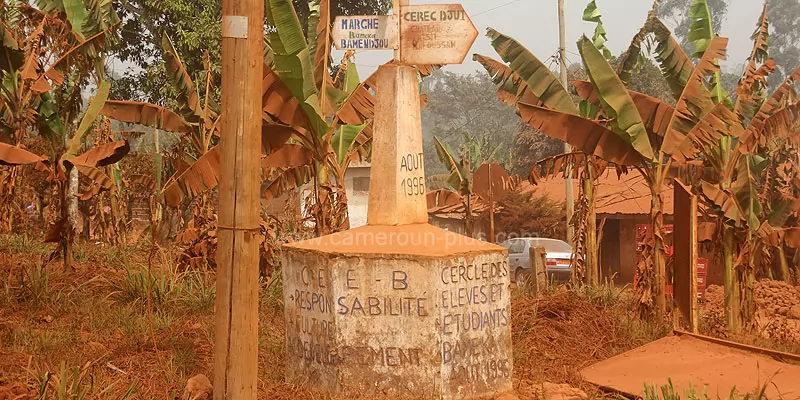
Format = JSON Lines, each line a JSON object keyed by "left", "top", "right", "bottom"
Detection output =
{"left": 353, "top": 177, "right": 370, "bottom": 192}
{"left": 509, "top": 240, "right": 525, "bottom": 255}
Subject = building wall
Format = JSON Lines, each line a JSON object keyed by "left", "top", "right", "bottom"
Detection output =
{"left": 600, "top": 217, "right": 723, "bottom": 287}
{"left": 600, "top": 219, "right": 621, "bottom": 282}
{"left": 260, "top": 166, "right": 371, "bottom": 228}
{"left": 428, "top": 215, "right": 490, "bottom": 241}
{"left": 345, "top": 166, "right": 370, "bottom": 228}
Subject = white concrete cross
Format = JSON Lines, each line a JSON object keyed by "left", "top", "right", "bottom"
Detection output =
{"left": 332, "top": 1, "right": 478, "bottom": 226}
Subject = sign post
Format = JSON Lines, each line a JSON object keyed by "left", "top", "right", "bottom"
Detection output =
{"left": 333, "top": 1, "right": 478, "bottom": 224}
{"left": 283, "top": 3, "right": 512, "bottom": 399}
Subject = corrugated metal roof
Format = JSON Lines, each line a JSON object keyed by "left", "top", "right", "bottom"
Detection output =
{"left": 428, "top": 195, "right": 500, "bottom": 219}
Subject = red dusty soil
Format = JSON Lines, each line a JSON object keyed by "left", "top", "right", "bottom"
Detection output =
{"left": 580, "top": 334, "right": 800, "bottom": 399}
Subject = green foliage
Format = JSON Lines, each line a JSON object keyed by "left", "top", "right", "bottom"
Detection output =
{"left": 421, "top": 70, "right": 519, "bottom": 176}
{"left": 582, "top": 0, "right": 612, "bottom": 59}
{"left": 656, "top": 0, "right": 729, "bottom": 49}
{"left": 65, "top": 81, "right": 111, "bottom": 160}
{"left": 486, "top": 28, "right": 578, "bottom": 114}
{"left": 111, "top": 0, "right": 388, "bottom": 103}
{"left": 113, "top": 265, "right": 215, "bottom": 312}
{"left": 643, "top": 377, "right": 772, "bottom": 400}
{"left": 687, "top": 0, "right": 714, "bottom": 58}
{"left": 578, "top": 36, "right": 654, "bottom": 160}
{"left": 29, "top": 361, "right": 138, "bottom": 400}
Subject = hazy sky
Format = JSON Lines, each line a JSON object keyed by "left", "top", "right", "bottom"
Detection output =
{"left": 337, "top": 0, "right": 764, "bottom": 78}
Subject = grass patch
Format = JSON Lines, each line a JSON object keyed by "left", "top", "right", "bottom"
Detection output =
{"left": 28, "top": 361, "right": 138, "bottom": 400}
{"left": 0, "top": 233, "right": 54, "bottom": 256}
{"left": 643, "top": 377, "right": 773, "bottom": 400}
{"left": 112, "top": 265, "right": 215, "bottom": 312}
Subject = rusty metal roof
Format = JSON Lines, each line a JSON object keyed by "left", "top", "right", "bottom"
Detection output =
{"left": 521, "top": 171, "right": 674, "bottom": 216}
{"left": 428, "top": 194, "right": 500, "bottom": 219}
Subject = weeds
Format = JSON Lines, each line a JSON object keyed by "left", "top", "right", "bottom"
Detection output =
{"left": 112, "top": 264, "right": 215, "bottom": 312}
{"left": 643, "top": 376, "right": 774, "bottom": 400}
{"left": 11, "top": 327, "right": 78, "bottom": 355}
{"left": 0, "top": 233, "right": 54, "bottom": 256}
{"left": 28, "top": 361, "right": 138, "bottom": 400}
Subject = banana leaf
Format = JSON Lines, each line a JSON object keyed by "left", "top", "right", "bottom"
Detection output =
{"left": 473, "top": 54, "right": 534, "bottom": 106}
{"left": 101, "top": 100, "right": 192, "bottom": 134}
{"left": 733, "top": 154, "right": 767, "bottom": 232}
{"left": 65, "top": 139, "right": 129, "bottom": 168}
{"left": 162, "top": 33, "right": 204, "bottom": 125}
{"left": 578, "top": 36, "right": 654, "bottom": 160}
{"left": 262, "top": 143, "right": 313, "bottom": 169}
{"left": 266, "top": 0, "right": 328, "bottom": 137}
{"left": 572, "top": 80, "right": 674, "bottom": 139}
{"left": 687, "top": 0, "right": 727, "bottom": 105}
{"left": 64, "top": 80, "right": 110, "bottom": 159}
{"left": 163, "top": 144, "right": 220, "bottom": 207}
{"left": 309, "top": 0, "right": 334, "bottom": 116}
{"left": 661, "top": 36, "right": 728, "bottom": 157}
{"left": 263, "top": 164, "right": 314, "bottom": 200}
{"left": 529, "top": 152, "right": 588, "bottom": 184}
{"left": 486, "top": 28, "right": 577, "bottom": 114}
{"left": 583, "top": 0, "right": 611, "bottom": 59}
{"left": 63, "top": 0, "right": 88, "bottom": 39}
{"left": 0, "top": 142, "right": 45, "bottom": 165}
{"left": 332, "top": 123, "right": 369, "bottom": 165}
{"left": 75, "top": 165, "right": 115, "bottom": 200}
{"left": 433, "top": 136, "right": 466, "bottom": 191}
{"left": 518, "top": 103, "right": 644, "bottom": 166}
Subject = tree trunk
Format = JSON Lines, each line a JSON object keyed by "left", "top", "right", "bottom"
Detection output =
{"left": 0, "top": 167, "right": 19, "bottom": 232}
{"left": 778, "top": 245, "right": 792, "bottom": 284}
{"left": 584, "top": 164, "right": 598, "bottom": 286}
{"left": 743, "top": 246, "right": 756, "bottom": 330}
{"left": 723, "top": 225, "right": 741, "bottom": 332}
{"left": 335, "top": 169, "right": 351, "bottom": 231}
{"left": 465, "top": 194, "right": 474, "bottom": 238}
{"left": 650, "top": 189, "right": 666, "bottom": 315}
{"left": 60, "top": 168, "right": 74, "bottom": 271}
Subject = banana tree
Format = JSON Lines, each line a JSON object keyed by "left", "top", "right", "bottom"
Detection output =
{"left": 432, "top": 134, "right": 502, "bottom": 238}
{"left": 479, "top": 0, "right": 732, "bottom": 314}
{"left": 675, "top": 71, "right": 800, "bottom": 332}
{"left": 474, "top": 0, "right": 616, "bottom": 286}
{"left": 0, "top": 0, "right": 118, "bottom": 231}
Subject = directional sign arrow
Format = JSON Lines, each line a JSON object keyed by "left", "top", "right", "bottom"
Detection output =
{"left": 333, "top": 15, "right": 399, "bottom": 51}
{"left": 399, "top": 4, "right": 478, "bottom": 65}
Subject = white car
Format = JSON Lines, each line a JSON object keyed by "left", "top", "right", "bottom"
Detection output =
{"left": 501, "top": 238, "right": 573, "bottom": 283}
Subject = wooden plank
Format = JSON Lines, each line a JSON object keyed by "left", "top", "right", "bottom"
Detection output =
{"left": 399, "top": 4, "right": 478, "bottom": 65}
{"left": 581, "top": 334, "right": 800, "bottom": 399}
{"left": 332, "top": 15, "right": 398, "bottom": 50}
{"left": 673, "top": 180, "right": 698, "bottom": 333}
{"left": 215, "top": 0, "right": 262, "bottom": 398}
{"left": 673, "top": 330, "right": 800, "bottom": 363}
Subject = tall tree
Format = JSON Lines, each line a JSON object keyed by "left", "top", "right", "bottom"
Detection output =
{"left": 421, "top": 70, "right": 519, "bottom": 177}
{"left": 767, "top": 0, "right": 800, "bottom": 87}
{"left": 657, "top": 0, "right": 728, "bottom": 49}
{"left": 111, "top": 0, "right": 390, "bottom": 104}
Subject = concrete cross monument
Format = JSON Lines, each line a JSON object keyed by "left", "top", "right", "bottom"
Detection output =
{"left": 281, "top": 2, "right": 513, "bottom": 399}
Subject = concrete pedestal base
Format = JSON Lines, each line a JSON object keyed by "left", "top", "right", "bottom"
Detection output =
{"left": 282, "top": 224, "right": 512, "bottom": 399}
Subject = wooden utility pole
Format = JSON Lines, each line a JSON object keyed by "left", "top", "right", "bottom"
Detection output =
{"left": 558, "top": 0, "right": 574, "bottom": 246}
{"left": 214, "top": 0, "right": 263, "bottom": 398}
